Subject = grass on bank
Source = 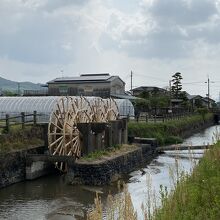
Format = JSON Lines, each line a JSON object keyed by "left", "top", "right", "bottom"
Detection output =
{"left": 0, "top": 125, "right": 44, "bottom": 153}
{"left": 128, "top": 113, "right": 213, "bottom": 145}
{"left": 154, "top": 141, "right": 220, "bottom": 220}
{"left": 80, "top": 144, "right": 137, "bottom": 162}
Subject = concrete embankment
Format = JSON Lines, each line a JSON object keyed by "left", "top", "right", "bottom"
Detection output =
{"left": 0, "top": 146, "right": 55, "bottom": 189}
{"left": 67, "top": 142, "right": 157, "bottom": 186}
{"left": 0, "top": 141, "right": 158, "bottom": 188}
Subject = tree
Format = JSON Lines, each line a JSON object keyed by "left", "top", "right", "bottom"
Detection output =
{"left": 171, "top": 72, "right": 183, "bottom": 99}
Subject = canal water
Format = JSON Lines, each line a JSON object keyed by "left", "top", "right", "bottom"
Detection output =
{"left": 0, "top": 125, "right": 220, "bottom": 220}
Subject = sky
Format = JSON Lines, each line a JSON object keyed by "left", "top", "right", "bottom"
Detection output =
{"left": 0, "top": 0, "right": 220, "bottom": 100}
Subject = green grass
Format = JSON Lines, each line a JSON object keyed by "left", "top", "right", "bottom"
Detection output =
{"left": 128, "top": 113, "right": 213, "bottom": 145}
{"left": 154, "top": 141, "right": 220, "bottom": 220}
{"left": 0, "top": 125, "right": 44, "bottom": 153}
{"left": 81, "top": 144, "right": 137, "bottom": 162}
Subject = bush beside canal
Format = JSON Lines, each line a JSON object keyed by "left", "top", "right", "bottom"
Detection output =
{"left": 128, "top": 113, "right": 213, "bottom": 145}
{"left": 0, "top": 125, "right": 44, "bottom": 153}
{"left": 154, "top": 141, "right": 220, "bottom": 220}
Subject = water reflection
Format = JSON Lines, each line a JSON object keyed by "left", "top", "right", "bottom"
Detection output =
{"left": 182, "top": 125, "right": 220, "bottom": 146}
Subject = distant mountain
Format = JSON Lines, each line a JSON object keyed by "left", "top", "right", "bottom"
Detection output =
{"left": 0, "top": 76, "right": 45, "bottom": 92}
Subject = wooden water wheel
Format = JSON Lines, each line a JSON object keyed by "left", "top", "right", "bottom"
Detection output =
{"left": 104, "top": 98, "right": 119, "bottom": 121}
{"left": 48, "top": 96, "right": 120, "bottom": 172}
{"left": 90, "top": 98, "right": 107, "bottom": 122}
{"left": 48, "top": 96, "right": 92, "bottom": 172}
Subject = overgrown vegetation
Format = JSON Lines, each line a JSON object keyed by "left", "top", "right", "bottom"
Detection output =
{"left": 87, "top": 184, "right": 137, "bottom": 220}
{"left": 80, "top": 144, "right": 137, "bottom": 162}
{"left": 0, "top": 125, "right": 44, "bottom": 153}
{"left": 154, "top": 141, "right": 220, "bottom": 220}
{"left": 128, "top": 113, "right": 213, "bottom": 145}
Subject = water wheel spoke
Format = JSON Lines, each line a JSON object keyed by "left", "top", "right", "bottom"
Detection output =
{"left": 49, "top": 136, "right": 63, "bottom": 148}
{"left": 65, "top": 121, "right": 73, "bottom": 128}
{"left": 61, "top": 98, "right": 65, "bottom": 113}
{"left": 53, "top": 139, "right": 63, "bottom": 155}
{"left": 65, "top": 136, "right": 78, "bottom": 147}
{"left": 71, "top": 139, "right": 78, "bottom": 151}
{"left": 73, "top": 142, "right": 80, "bottom": 154}
{"left": 50, "top": 122, "right": 63, "bottom": 131}
{"left": 58, "top": 144, "right": 64, "bottom": 156}
{"left": 53, "top": 111, "right": 63, "bottom": 125}
{"left": 67, "top": 150, "right": 72, "bottom": 156}
{"left": 49, "top": 132, "right": 63, "bottom": 135}
{"left": 57, "top": 103, "right": 64, "bottom": 121}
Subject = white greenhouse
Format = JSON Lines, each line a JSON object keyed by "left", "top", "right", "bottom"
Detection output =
{"left": 0, "top": 96, "right": 134, "bottom": 122}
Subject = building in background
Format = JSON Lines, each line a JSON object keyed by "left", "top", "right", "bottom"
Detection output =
{"left": 131, "top": 86, "right": 168, "bottom": 97}
{"left": 187, "top": 94, "right": 216, "bottom": 109}
{"left": 47, "top": 73, "right": 125, "bottom": 98}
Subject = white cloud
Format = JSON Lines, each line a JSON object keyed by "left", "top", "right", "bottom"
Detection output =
{"left": 0, "top": 0, "right": 220, "bottom": 100}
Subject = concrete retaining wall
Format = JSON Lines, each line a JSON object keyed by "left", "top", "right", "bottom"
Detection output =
{"left": 0, "top": 146, "right": 53, "bottom": 188}
{"left": 67, "top": 144, "right": 156, "bottom": 186}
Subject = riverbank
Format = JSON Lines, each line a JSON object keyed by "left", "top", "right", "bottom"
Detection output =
{"left": 0, "top": 145, "right": 55, "bottom": 188}
{"left": 67, "top": 143, "right": 156, "bottom": 185}
{"left": 154, "top": 141, "right": 220, "bottom": 220}
{"left": 128, "top": 113, "right": 214, "bottom": 145}
{"left": 0, "top": 125, "right": 45, "bottom": 153}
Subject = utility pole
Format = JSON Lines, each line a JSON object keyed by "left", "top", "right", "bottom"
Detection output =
{"left": 207, "top": 77, "right": 210, "bottom": 109}
{"left": 205, "top": 76, "right": 214, "bottom": 109}
{"left": 169, "top": 80, "right": 172, "bottom": 111}
{"left": 130, "top": 70, "right": 133, "bottom": 93}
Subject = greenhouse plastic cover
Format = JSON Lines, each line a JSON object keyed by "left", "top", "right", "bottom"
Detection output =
{"left": 0, "top": 96, "right": 134, "bottom": 122}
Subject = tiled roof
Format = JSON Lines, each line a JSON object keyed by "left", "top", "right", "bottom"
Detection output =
{"left": 47, "top": 73, "right": 122, "bottom": 84}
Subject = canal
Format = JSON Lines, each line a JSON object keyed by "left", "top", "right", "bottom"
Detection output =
{"left": 0, "top": 125, "right": 219, "bottom": 220}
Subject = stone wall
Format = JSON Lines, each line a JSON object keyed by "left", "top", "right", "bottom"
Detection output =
{"left": 0, "top": 146, "right": 47, "bottom": 188}
{"left": 67, "top": 144, "right": 156, "bottom": 186}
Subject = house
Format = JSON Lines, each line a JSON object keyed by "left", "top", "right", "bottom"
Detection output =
{"left": 47, "top": 73, "right": 125, "bottom": 98}
{"left": 187, "top": 94, "right": 216, "bottom": 109}
{"left": 203, "top": 97, "right": 216, "bottom": 108}
{"left": 131, "top": 86, "right": 168, "bottom": 97}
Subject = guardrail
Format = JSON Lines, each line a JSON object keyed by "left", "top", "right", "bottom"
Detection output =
{"left": 123, "top": 112, "right": 198, "bottom": 123}
{"left": 0, "top": 111, "right": 40, "bottom": 133}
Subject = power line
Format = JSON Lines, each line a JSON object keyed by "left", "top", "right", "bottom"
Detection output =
{"left": 182, "top": 81, "right": 205, "bottom": 85}
{"left": 134, "top": 72, "right": 168, "bottom": 83}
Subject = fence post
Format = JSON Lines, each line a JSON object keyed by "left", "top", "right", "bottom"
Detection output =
{"left": 5, "top": 114, "right": 9, "bottom": 133}
{"left": 33, "top": 111, "right": 37, "bottom": 126}
{"left": 21, "top": 112, "right": 25, "bottom": 129}
{"left": 145, "top": 114, "right": 148, "bottom": 123}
